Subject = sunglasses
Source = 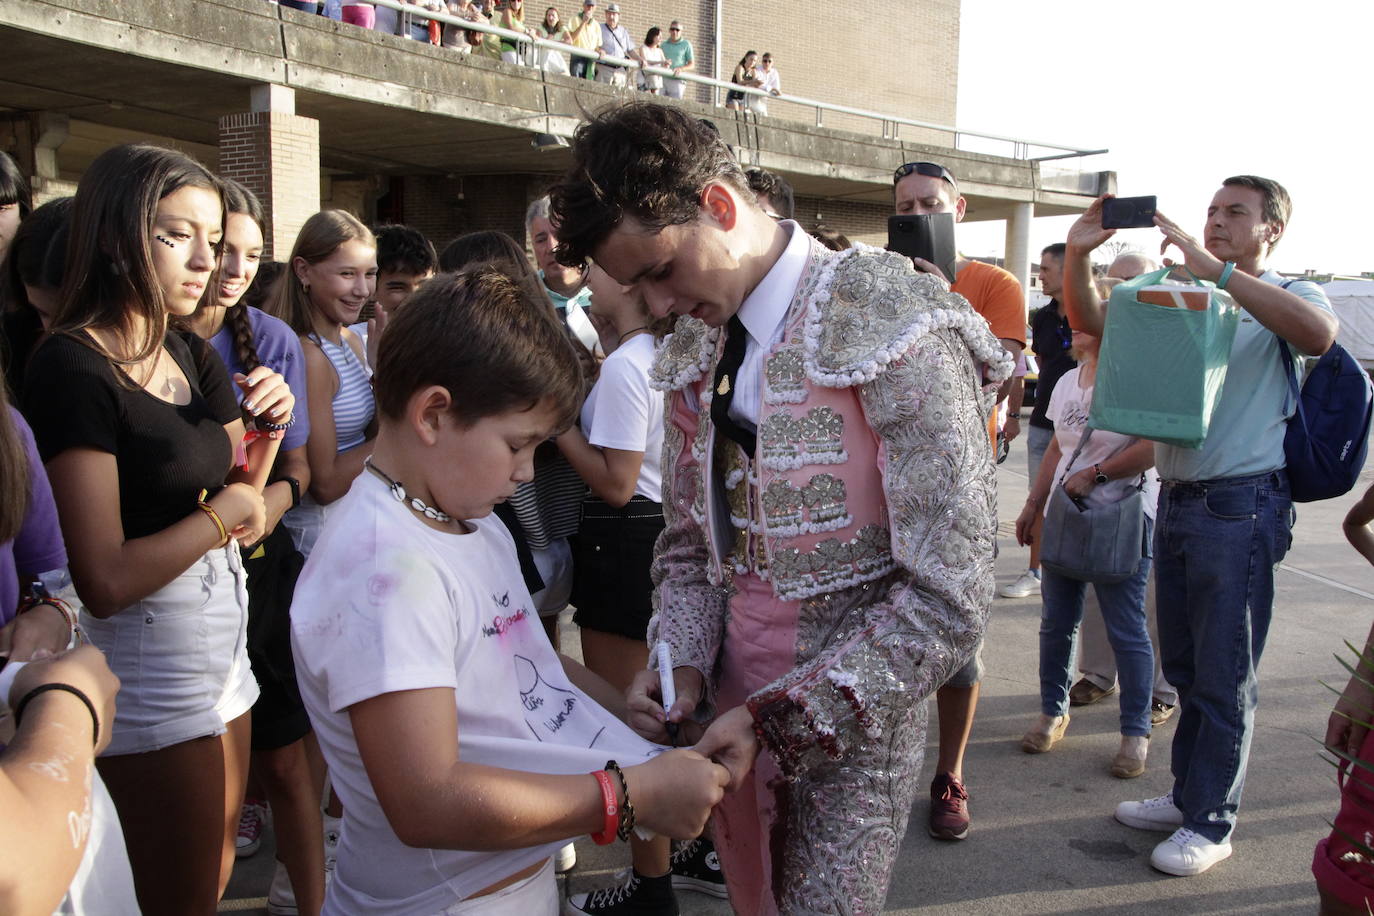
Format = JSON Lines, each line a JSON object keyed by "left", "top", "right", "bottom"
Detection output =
{"left": 893, "top": 161, "right": 957, "bottom": 190}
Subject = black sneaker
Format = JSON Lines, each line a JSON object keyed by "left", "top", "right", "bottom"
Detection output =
{"left": 564, "top": 870, "right": 677, "bottom": 916}
{"left": 670, "top": 838, "right": 728, "bottom": 899}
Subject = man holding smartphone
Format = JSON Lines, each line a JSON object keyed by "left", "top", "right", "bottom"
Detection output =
{"left": 1061, "top": 178, "right": 1336, "bottom": 876}
{"left": 892, "top": 161, "right": 1025, "bottom": 842}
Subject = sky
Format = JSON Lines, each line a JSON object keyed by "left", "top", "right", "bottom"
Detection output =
{"left": 952, "top": 0, "right": 1372, "bottom": 277}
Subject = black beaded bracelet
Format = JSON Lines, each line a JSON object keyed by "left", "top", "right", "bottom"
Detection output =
{"left": 604, "top": 760, "right": 636, "bottom": 841}
{"left": 257, "top": 415, "right": 296, "bottom": 432}
{"left": 14, "top": 683, "right": 100, "bottom": 748}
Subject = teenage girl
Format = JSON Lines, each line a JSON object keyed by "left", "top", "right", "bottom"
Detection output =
{"left": 186, "top": 180, "right": 324, "bottom": 916}
{"left": 270, "top": 210, "right": 378, "bottom": 558}
{"left": 23, "top": 143, "right": 294, "bottom": 915}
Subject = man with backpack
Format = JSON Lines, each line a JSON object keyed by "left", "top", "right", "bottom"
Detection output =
{"left": 1060, "top": 177, "right": 1338, "bottom": 877}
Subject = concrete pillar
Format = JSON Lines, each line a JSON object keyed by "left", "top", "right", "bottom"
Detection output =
{"left": 218, "top": 84, "right": 319, "bottom": 260}
{"left": 1004, "top": 201, "right": 1034, "bottom": 311}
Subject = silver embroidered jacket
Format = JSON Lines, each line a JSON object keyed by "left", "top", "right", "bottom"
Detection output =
{"left": 647, "top": 239, "right": 1013, "bottom": 779}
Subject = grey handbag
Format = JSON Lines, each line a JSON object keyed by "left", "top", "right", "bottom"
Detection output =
{"left": 1039, "top": 429, "right": 1147, "bottom": 585}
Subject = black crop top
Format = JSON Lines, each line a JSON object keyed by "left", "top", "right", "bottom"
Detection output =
{"left": 24, "top": 330, "right": 240, "bottom": 540}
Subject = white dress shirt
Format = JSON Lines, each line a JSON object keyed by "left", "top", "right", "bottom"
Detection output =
{"left": 728, "top": 220, "right": 810, "bottom": 431}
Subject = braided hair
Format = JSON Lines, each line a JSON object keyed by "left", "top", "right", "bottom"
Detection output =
{"left": 218, "top": 179, "right": 266, "bottom": 373}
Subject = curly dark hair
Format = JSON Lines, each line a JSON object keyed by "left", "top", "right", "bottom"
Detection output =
{"left": 374, "top": 223, "right": 438, "bottom": 277}
{"left": 746, "top": 167, "right": 794, "bottom": 220}
{"left": 548, "top": 102, "right": 753, "bottom": 269}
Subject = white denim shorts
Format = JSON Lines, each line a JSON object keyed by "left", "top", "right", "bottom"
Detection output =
{"left": 81, "top": 543, "right": 258, "bottom": 756}
{"left": 433, "top": 859, "right": 557, "bottom": 916}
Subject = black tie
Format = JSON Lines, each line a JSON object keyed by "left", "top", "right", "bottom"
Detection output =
{"left": 711, "top": 315, "right": 756, "bottom": 456}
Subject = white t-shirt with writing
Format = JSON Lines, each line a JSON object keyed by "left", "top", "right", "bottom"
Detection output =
{"left": 579, "top": 333, "right": 664, "bottom": 502}
{"left": 1045, "top": 366, "right": 1160, "bottom": 518}
{"left": 292, "top": 473, "right": 662, "bottom": 915}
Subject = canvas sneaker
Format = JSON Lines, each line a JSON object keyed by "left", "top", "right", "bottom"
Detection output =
{"left": 322, "top": 813, "right": 342, "bottom": 885}
{"left": 235, "top": 801, "right": 267, "bottom": 858}
{"left": 670, "top": 838, "right": 728, "bottom": 898}
{"left": 928, "top": 772, "right": 970, "bottom": 841}
{"left": 998, "top": 570, "right": 1041, "bottom": 599}
{"left": 564, "top": 870, "right": 677, "bottom": 916}
{"left": 1150, "top": 827, "right": 1233, "bottom": 876}
{"left": 1115, "top": 793, "right": 1184, "bottom": 831}
{"left": 1150, "top": 700, "right": 1177, "bottom": 726}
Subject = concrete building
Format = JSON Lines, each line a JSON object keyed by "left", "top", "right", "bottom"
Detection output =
{"left": 0, "top": 0, "right": 1109, "bottom": 296}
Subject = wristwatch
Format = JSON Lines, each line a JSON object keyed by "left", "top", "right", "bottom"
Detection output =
{"left": 1093, "top": 464, "right": 1109, "bottom": 485}
{"left": 1006, "top": 412, "right": 1022, "bottom": 419}
{"left": 276, "top": 475, "right": 303, "bottom": 509}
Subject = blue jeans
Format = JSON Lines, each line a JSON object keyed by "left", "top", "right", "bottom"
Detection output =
{"left": 1039, "top": 517, "right": 1154, "bottom": 736}
{"left": 1154, "top": 470, "right": 1294, "bottom": 843}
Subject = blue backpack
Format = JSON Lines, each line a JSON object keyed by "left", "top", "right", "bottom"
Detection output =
{"left": 1278, "top": 327, "right": 1373, "bottom": 502}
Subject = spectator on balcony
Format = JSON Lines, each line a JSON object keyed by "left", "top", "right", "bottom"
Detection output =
{"left": 535, "top": 6, "right": 572, "bottom": 73}
{"left": 660, "top": 20, "right": 694, "bottom": 99}
{"left": 638, "top": 26, "right": 666, "bottom": 94}
{"left": 749, "top": 52, "right": 781, "bottom": 116}
{"left": 568, "top": 0, "right": 600, "bottom": 79}
{"left": 442, "top": 0, "right": 480, "bottom": 50}
{"left": 340, "top": 0, "right": 375, "bottom": 29}
{"left": 595, "top": 3, "right": 637, "bottom": 88}
{"left": 724, "top": 50, "right": 761, "bottom": 111}
{"left": 498, "top": 0, "right": 535, "bottom": 64}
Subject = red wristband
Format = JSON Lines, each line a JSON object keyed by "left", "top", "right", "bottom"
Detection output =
{"left": 590, "top": 770, "right": 619, "bottom": 845}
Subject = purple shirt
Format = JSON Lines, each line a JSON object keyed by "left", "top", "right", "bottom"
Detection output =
{"left": 1, "top": 408, "right": 67, "bottom": 626}
{"left": 209, "top": 306, "right": 312, "bottom": 451}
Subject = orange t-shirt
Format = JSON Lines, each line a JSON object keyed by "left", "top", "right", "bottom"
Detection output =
{"left": 951, "top": 260, "right": 1026, "bottom": 450}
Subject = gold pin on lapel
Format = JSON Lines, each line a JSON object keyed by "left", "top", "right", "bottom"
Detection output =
{"left": 717, "top": 375, "right": 731, "bottom": 397}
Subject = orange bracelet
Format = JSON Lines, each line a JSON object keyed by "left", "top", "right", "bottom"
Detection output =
{"left": 16, "top": 595, "right": 80, "bottom": 643}
{"left": 590, "top": 770, "right": 619, "bottom": 845}
{"left": 196, "top": 489, "right": 230, "bottom": 548}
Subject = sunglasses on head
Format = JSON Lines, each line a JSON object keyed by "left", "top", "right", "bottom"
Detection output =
{"left": 893, "top": 161, "right": 957, "bottom": 190}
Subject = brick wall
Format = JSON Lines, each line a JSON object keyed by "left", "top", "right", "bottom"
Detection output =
{"left": 218, "top": 111, "right": 321, "bottom": 260}
{"left": 398, "top": 173, "right": 544, "bottom": 254}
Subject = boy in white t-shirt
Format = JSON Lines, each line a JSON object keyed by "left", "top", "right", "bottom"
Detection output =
{"left": 291, "top": 268, "right": 729, "bottom": 915}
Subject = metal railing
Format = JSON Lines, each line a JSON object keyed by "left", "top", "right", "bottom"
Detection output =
{"left": 353, "top": 0, "right": 1103, "bottom": 161}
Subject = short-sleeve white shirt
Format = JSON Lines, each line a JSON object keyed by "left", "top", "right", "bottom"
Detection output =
{"left": 292, "top": 474, "right": 661, "bottom": 915}
{"left": 579, "top": 334, "right": 664, "bottom": 502}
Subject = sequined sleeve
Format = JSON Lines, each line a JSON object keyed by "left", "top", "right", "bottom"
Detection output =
{"left": 646, "top": 389, "right": 729, "bottom": 705}
{"left": 747, "top": 328, "right": 997, "bottom": 779}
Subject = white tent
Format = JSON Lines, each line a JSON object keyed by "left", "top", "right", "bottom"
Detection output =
{"left": 1325, "top": 279, "right": 1374, "bottom": 368}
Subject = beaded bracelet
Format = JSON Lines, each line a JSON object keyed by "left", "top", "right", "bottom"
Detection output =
{"left": 257, "top": 415, "right": 295, "bottom": 433}
{"left": 590, "top": 770, "right": 619, "bottom": 845}
{"left": 196, "top": 489, "right": 231, "bottom": 548}
{"left": 14, "top": 682, "right": 100, "bottom": 747}
{"left": 604, "top": 760, "right": 636, "bottom": 842}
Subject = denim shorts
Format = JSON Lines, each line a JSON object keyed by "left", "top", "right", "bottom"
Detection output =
{"left": 81, "top": 543, "right": 258, "bottom": 756}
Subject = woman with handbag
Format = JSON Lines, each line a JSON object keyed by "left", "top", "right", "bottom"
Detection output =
{"left": 1014, "top": 314, "right": 1159, "bottom": 778}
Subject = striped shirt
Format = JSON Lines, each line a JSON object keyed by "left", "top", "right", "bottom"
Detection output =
{"left": 312, "top": 334, "right": 375, "bottom": 452}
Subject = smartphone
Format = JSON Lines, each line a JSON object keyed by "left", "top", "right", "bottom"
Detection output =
{"left": 1101, "top": 195, "right": 1157, "bottom": 230}
{"left": 887, "top": 213, "right": 958, "bottom": 283}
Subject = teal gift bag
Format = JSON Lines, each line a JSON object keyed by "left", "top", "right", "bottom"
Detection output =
{"left": 1090, "top": 267, "right": 1240, "bottom": 448}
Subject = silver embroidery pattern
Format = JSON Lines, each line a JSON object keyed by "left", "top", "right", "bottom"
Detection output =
{"left": 760, "top": 406, "right": 849, "bottom": 471}
{"left": 647, "top": 395, "right": 729, "bottom": 710}
{"left": 745, "top": 325, "right": 996, "bottom": 914}
{"left": 650, "top": 316, "right": 720, "bottom": 392}
{"left": 764, "top": 345, "right": 807, "bottom": 405}
{"left": 802, "top": 248, "right": 1014, "bottom": 392}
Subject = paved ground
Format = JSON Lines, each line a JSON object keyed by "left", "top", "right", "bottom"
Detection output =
{"left": 223, "top": 451, "right": 1374, "bottom": 914}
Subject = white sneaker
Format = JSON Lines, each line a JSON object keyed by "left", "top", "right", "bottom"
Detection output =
{"left": 998, "top": 570, "right": 1041, "bottom": 599}
{"left": 555, "top": 842, "right": 577, "bottom": 873}
{"left": 1115, "top": 793, "right": 1184, "bottom": 831}
{"left": 322, "top": 813, "right": 341, "bottom": 885}
{"left": 1150, "top": 827, "right": 1232, "bottom": 876}
{"left": 267, "top": 860, "right": 298, "bottom": 915}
